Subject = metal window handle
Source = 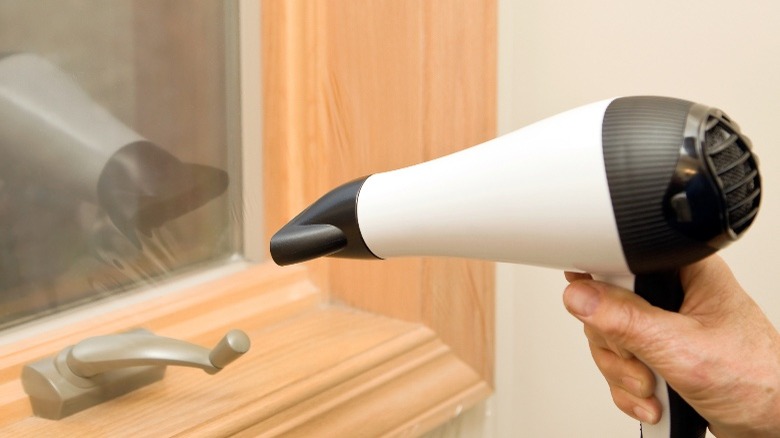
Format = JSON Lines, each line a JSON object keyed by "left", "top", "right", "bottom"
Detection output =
{"left": 66, "top": 329, "right": 250, "bottom": 377}
{"left": 22, "top": 328, "right": 251, "bottom": 420}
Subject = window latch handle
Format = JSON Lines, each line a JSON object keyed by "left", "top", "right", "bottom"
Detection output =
{"left": 67, "top": 328, "right": 250, "bottom": 376}
{"left": 21, "top": 328, "right": 251, "bottom": 419}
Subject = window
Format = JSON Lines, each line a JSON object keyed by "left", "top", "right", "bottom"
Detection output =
{"left": 1, "top": 2, "right": 493, "bottom": 435}
{"left": 0, "top": 1, "right": 249, "bottom": 329}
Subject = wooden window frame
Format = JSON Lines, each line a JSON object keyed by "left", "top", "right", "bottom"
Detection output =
{"left": 0, "top": 1, "right": 496, "bottom": 435}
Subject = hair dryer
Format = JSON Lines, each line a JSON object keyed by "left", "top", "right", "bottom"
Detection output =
{"left": 270, "top": 96, "right": 761, "bottom": 438}
{"left": 0, "top": 53, "right": 228, "bottom": 246}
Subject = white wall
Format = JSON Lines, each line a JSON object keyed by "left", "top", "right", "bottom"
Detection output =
{"left": 494, "top": 1, "right": 780, "bottom": 437}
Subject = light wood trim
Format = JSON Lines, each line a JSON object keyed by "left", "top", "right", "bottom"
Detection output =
{"left": 263, "top": 0, "right": 497, "bottom": 384}
{"left": 1, "top": 263, "right": 489, "bottom": 436}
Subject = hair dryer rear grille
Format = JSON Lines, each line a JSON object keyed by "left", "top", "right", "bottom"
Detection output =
{"left": 602, "top": 96, "right": 762, "bottom": 273}
{"left": 703, "top": 116, "right": 761, "bottom": 234}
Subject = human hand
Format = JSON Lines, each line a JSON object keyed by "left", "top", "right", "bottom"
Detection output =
{"left": 562, "top": 255, "right": 780, "bottom": 437}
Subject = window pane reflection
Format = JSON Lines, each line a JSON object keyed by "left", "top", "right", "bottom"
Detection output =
{"left": 0, "top": 1, "right": 240, "bottom": 329}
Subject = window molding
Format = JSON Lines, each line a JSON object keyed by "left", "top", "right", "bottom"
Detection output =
{"left": 238, "top": 0, "right": 265, "bottom": 261}
{"left": 263, "top": 0, "right": 497, "bottom": 383}
{"left": 1, "top": 263, "right": 491, "bottom": 436}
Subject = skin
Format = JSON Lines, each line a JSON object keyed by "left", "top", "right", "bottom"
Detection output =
{"left": 562, "top": 255, "right": 780, "bottom": 437}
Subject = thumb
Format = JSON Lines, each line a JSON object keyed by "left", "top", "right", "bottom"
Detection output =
{"left": 563, "top": 279, "right": 685, "bottom": 363}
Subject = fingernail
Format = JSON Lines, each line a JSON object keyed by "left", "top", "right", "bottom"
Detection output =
{"left": 564, "top": 283, "right": 600, "bottom": 317}
{"left": 633, "top": 406, "right": 658, "bottom": 424}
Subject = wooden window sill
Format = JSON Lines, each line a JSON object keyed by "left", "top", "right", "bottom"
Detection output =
{"left": 1, "top": 263, "right": 490, "bottom": 436}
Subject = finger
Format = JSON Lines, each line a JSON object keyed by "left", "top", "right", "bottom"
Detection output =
{"left": 564, "top": 271, "right": 592, "bottom": 283}
{"left": 589, "top": 344, "right": 656, "bottom": 399}
{"left": 563, "top": 280, "right": 679, "bottom": 360}
{"left": 609, "top": 385, "right": 662, "bottom": 425}
{"left": 680, "top": 254, "right": 747, "bottom": 317}
{"left": 584, "top": 325, "right": 634, "bottom": 359}
{"left": 680, "top": 254, "right": 735, "bottom": 292}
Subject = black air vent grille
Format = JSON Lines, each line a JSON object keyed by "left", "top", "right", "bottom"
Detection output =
{"left": 703, "top": 116, "right": 761, "bottom": 234}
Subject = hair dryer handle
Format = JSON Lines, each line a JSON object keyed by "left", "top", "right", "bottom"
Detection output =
{"left": 594, "top": 272, "right": 707, "bottom": 438}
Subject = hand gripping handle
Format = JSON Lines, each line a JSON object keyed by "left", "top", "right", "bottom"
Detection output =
{"left": 595, "top": 272, "right": 708, "bottom": 438}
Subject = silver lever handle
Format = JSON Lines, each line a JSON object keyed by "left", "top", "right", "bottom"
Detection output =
{"left": 67, "top": 329, "right": 250, "bottom": 376}
{"left": 22, "top": 328, "right": 251, "bottom": 420}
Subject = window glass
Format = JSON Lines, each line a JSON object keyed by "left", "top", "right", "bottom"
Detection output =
{"left": 0, "top": 0, "right": 241, "bottom": 329}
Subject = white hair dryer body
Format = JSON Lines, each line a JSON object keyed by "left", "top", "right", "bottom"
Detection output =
{"left": 271, "top": 96, "right": 761, "bottom": 438}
